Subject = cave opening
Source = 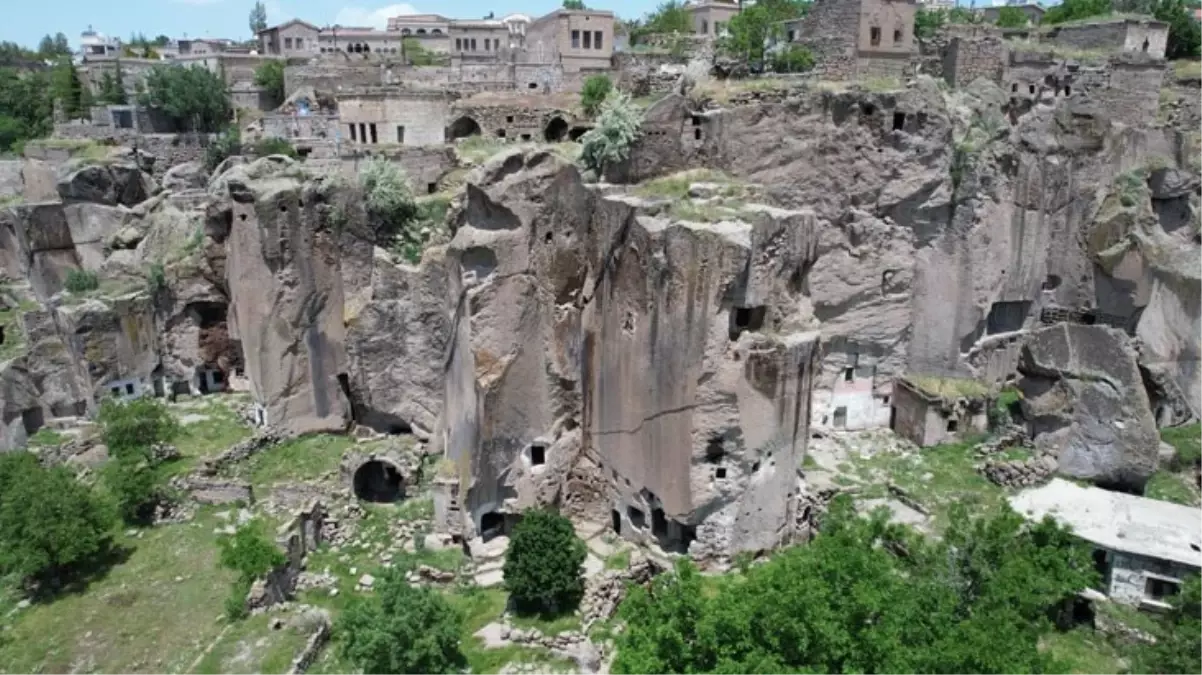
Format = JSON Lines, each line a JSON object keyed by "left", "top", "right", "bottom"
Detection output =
{"left": 352, "top": 460, "right": 405, "bottom": 503}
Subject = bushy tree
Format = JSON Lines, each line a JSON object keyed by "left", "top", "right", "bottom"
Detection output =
{"left": 64, "top": 268, "right": 99, "bottom": 293}
{"left": 337, "top": 568, "right": 466, "bottom": 674}
{"left": 772, "top": 44, "right": 816, "bottom": 73}
{"left": 143, "top": 64, "right": 231, "bottom": 132}
{"left": 0, "top": 67, "right": 53, "bottom": 151}
{"left": 1132, "top": 575, "right": 1202, "bottom": 673}
{"left": 403, "top": 38, "right": 438, "bottom": 66}
{"left": 204, "top": 127, "right": 243, "bottom": 172}
{"left": 50, "top": 58, "right": 85, "bottom": 119}
{"left": 218, "top": 520, "right": 285, "bottom": 621}
{"left": 253, "top": 59, "right": 284, "bottom": 105}
{"left": 97, "top": 397, "right": 178, "bottom": 463}
{"left": 249, "top": 0, "right": 268, "bottom": 35}
{"left": 721, "top": 0, "right": 808, "bottom": 62}
{"left": 1043, "top": 0, "right": 1113, "bottom": 24}
{"left": 579, "top": 91, "right": 642, "bottom": 175}
{"left": 580, "top": 74, "right": 613, "bottom": 117}
{"left": 104, "top": 458, "right": 159, "bottom": 524}
{"left": 632, "top": 0, "right": 692, "bottom": 43}
{"left": 0, "top": 452, "right": 116, "bottom": 588}
{"left": 613, "top": 497, "right": 1096, "bottom": 674}
{"left": 563, "top": 0, "right": 587, "bottom": 8}
{"left": 995, "top": 6, "right": 1030, "bottom": 27}
{"left": 1154, "top": 0, "right": 1201, "bottom": 59}
{"left": 360, "top": 157, "right": 420, "bottom": 251}
{"left": 503, "top": 508, "right": 587, "bottom": 615}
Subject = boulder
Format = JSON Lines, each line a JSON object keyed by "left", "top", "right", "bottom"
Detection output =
{"left": 161, "top": 161, "right": 208, "bottom": 192}
{"left": 56, "top": 161, "right": 157, "bottom": 207}
{"left": 1017, "top": 323, "right": 1161, "bottom": 491}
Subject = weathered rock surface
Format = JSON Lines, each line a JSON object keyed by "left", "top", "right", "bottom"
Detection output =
{"left": 1018, "top": 323, "right": 1160, "bottom": 490}
{"left": 220, "top": 157, "right": 350, "bottom": 434}
{"left": 56, "top": 160, "right": 156, "bottom": 207}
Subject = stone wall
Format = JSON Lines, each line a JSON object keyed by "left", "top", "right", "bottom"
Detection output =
{"left": 338, "top": 91, "right": 458, "bottom": 146}
{"left": 1047, "top": 19, "right": 1169, "bottom": 60}
{"left": 451, "top": 97, "right": 587, "bottom": 143}
{"left": 796, "top": 0, "right": 863, "bottom": 80}
{"left": 338, "top": 146, "right": 457, "bottom": 194}
{"left": 943, "top": 26, "right": 1006, "bottom": 88}
{"left": 44, "top": 129, "right": 212, "bottom": 176}
{"left": 855, "top": 53, "right": 911, "bottom": 80}
{"left": 261, "top": 114, "right": 340, "bottom": 142}
{"left": 1106, "top": 549, "right": 1198, "bottom": 606}
{"left": 1103, "top": 58, "right": 1165, "bottom": 127}
{"left": 0, "top": 161, "right": 22, "bottom": 200}
{"left": 284, "top": 60, "right": 588, "bottom": 99}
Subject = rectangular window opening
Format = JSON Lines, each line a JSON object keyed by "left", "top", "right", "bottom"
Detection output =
{"left": 396, "top": 125, "right": 405, "bottom": 143}
{"left": 594, "top": 30, "right": 603, "bottom": 49}
{"left": 530, "top": 443, "right": 546, "bottom": 466}
{"left": 870, "top": 26, "right": 881, "bottom": 46}
{"left": 369, "top": 123, "right": 378, "bottom": 144}
{"left": 833, "top": 406, "right": 848, "bottom": 428}
{"left": 571, "top": 30, "right": 580, "bottom": 49}
{"left": 844, "top": 367, "right": 855, "bottom": 382}
{"left": 583, "top": 31, "right": 592, "bottom": 49}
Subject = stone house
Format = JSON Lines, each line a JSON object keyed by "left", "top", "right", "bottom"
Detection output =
{"left": 336, "top": 89, "right": 457, "bottom": 146}
{"left": 388, "top": 13, "right": 453, "bottom": 52}
{"left": 317, "top": 28, "right": 405, "bottom": 56}
{"left": 526, "top": 8, "right": 615, "bottom": 71}
{"left": 789, "top": 0, "right": 918, "bottom": 80}
{"left": 978, "top": 3, "right": 1045, "bottom": 27}
{"left": 1010, "top": 479, "right": 1202, "bottom": 611}
{"left": 817, "top": 351, "right": 892, "bottom": 432}
{"left": 687, "top": 0, "right": 741, "bottom": 38}
{"left": 889, "top": 375, "right": 988, "bottom": 447}
{"left": 258, "top": 19, "right": 321, "bottom": 57}
{"left": 450, "top": 20, "right": 511, "bottom": 60}
{"left": 1045, "top": 16, "right": 1169, "bottom": 60}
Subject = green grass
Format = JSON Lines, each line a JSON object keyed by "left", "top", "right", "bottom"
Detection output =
{"left": 908, "top": 375, "right": 989, "bottom": 399}
{"left": 0, "top": 194, "right": 22, "bottom": 207}
{"left": 233, "top": 434, "right": 356, "bottom": 488}
{"left": 192, "top": 612, "right": 311, "bottom": 674}
{"left": 510, "top": 609, "right": 582, "bottom": 636}
{"left": 1095, "top": 598, "right": 1163, "bottom": 637}
{"left": 635, "top": 169, "right": 734, "bottom": 200}
{"left": 448, "top": 586, "right": 575, "bottom": 674}
{"left": 162, "top": 396, "right": 254, "bottom": 478}
{"left": 605, "top": 549, "right": 631, "bottom": 570}
{"left": 0, "top": 510, "right": 239, "bottom": 674}
{"left": 1041, "top": 626, "right": 1128, "bottom": 674}
{"left": 456, "top": 136, "right": 509, "bottom": 165}
{"left": 1144, "top": 470, "right": 1200, "bottom": 506}
{"left": 1161, "top": 423, "right": 1201, "bottom": 466}
{"left": 1173, "top": 59, "right": 1201, "bottom": 80}
{"left": 848, "top": 436, "right": 1001, "bottom": 530}
{"left": 26, "top": 427, "right": 67, "bottom": 447}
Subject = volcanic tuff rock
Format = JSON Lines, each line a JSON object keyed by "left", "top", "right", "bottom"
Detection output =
{"left": 56, "top": 159, "right": 157, "bottom": 207}
{"left": 1018, "top": 323, "right": 1160, "bottom": 491}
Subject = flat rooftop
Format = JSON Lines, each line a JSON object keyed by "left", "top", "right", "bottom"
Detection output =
{"left": 1009, "top": 478, "right": 1202, "bottom": 568}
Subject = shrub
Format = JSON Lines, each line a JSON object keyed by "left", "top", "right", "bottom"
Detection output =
{"left": 253, "top": 59, "right": 285, "bottom": 104}
{"left": 0, "top": 452, "right": 117, "bottom": 588}
{"left": 103, "top": 458, "right": 159, "bottom": 525}
{"left": 253, "top": 137, "right": 298, "bottom": 159}
{"left": 360, "top": 157, "right": 420, "bottom": 249}
{"left": 337, "top": 568, "right": 466, "bottom": 674}
{"left": 64, "top": 268, "right": 99, "bottom": 293}
{"left": 1132, "top": 574, "right": 1201, "bottom": 673}
{"left": 146, "top": 263, "right": 166, "bottom": 294}
{"left": 218, "top": 520, "right": 285, "bottom": 582}
{"left": 503, "top": 508, "right": 587, "bottom": 615}
{"left": 97, "top": 397, "right": 178, "bottom": 463}
{"left": 204, "top": 127, "right": 242, "bottom": 173}
{"left": 581, "top": 74, "right": 613, "bottom": 117}
{"left": 579, "top": 91, "right": 642, "bottom": 175}
{"left": 772, "top": 45, "right": 815, "bottom": 73}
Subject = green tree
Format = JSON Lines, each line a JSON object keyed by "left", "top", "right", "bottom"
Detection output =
{"left": 772, "top": 44, "right": 815, "bottom": 72}
{"left": 337, "top": 568, "right": 466, "bottom": 674}
{"left": 360, "top": 157, "right": 420, "bottom": 251}
{"left": 633, "top": 0, "right": 693, "bottom": 43}
{"left": 103, "top": 458, "right": 159, "bottom": 524}
{"left": 97, "top": 397, "right": 179, "bottom": 463}
{"left": 1043, "top": 0, "right": 1113, "bottom": 24}
{"left": 563, "top": 0, "right": 588, "bottom": 8}
{"left": 402, "top": 38, "right": 438, "bottom": 65}
{"left": 581, "top": 74, "right": 613, "bottom": 117}
{"left": 1154, "top": 0, "right": 1201, "bottom": 58}
{"left": 1131, "top": 574, "right": 1202, "bottom": 673}
{"left": 143, "top": 64, "right": 231, "bottom": 132}
{"left": 721, "top": 0, "right": 809, "bottom": 62}
{"left": 249, "top": 0, "right": 269, "bottom": 35}
{"left": 253, "top": 59, "right": 285, "bottom": 104}
{"left": 37, "top": 35, "right": 57, "bottom": 58}
{"left": 613, "top": 497, "right": 1096, "bottom": 674}
{"left": 995, "top": 6, "right": 1030, "bottom": 27}
{"left": 0, "top": 67, "right": 52, "bottom": 151}
{"left": 217, "top": 520, "right": 285, "bottom": 620}
{"left": 0, "top": 452, "right": 117, "bottom": 589}
{"left": 579, "top": 90, "right": 642, "bottom": 175}
{"left": 914, "top": 7, "right": 947, "bottom": 38}
{"left": 98, "top": 60, "right": 128, "bottom": 105}
{"left": 0, "top": 42, "right": 39, "bottom": 67}
{"left": 50, "top": 58, "right": 85, "bottom": 119}
{"left": 503, "top": 508, "right": 587, "bottom": 615}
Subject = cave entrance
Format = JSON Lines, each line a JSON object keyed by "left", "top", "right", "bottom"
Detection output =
{"left": 611, "top": 509, "right": 622, "bottom": 535}
{"left": 448, "top": 116, "right": 482, "bottom": 141}
{"left": 479, "top": 511, "right": 519, "bottom": 542}
{"left": 544, "top": 116, "right": 568, "bottom": 142}
{"left": 353, "top": 460, "right": 405, "bottom": 503}
{"left": 569, "top": 126, "right": 589, "bottom": 141}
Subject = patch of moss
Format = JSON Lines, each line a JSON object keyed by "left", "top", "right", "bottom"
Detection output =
{"left": 908, "top": 375, "right": 989, "bottom": 399}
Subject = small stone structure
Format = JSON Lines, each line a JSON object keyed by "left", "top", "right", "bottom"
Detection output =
{"left": 889, "top": 376, "right": 988, "bottom": 447}
{"left": 1044, "top": 17, "right": 1169, "bottom": 60}
{"left": 788, "top": 0, "right": 918, "bottom": 80}
{"left": 340, "top": 446, "right": 423, "bottom": 503}
{"left": 1010, "top": 479, "right": 1202, "bottom": 611}
{"left": 248, "top": 500, "right": 327, "bottom": 612}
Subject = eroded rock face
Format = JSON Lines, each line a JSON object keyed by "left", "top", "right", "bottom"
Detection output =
{"left": 221, "top": 158, "right": 350, "bottom": 434}
{"left": 56, "top": 161, "right": 157, "bottom": 207}
{"left": 1018, "top": 323, "right": 1160, "bottom": 491}
{"left": 441, "top": 150, "right": 820, "bottom": 560}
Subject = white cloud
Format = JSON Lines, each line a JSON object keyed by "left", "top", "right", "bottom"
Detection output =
{"left": 333, "top": 3, "right": 420, "bottom": 29}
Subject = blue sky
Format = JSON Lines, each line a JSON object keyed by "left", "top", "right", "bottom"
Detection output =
{"left": 3, "top": 0, "right": 665, "bottom": 48}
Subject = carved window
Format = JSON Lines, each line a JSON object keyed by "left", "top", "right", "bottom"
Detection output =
{"left": 870, "top": 26, "right": 881, "bottom": 46}
{"left": 893, "top": 28, "right": 902, "bottom": 44}
{"left": 594, "top": 30, "right": 603, "bottom": 49}
{"left": 571, "top": 29, "right": 580, "bottom": 48}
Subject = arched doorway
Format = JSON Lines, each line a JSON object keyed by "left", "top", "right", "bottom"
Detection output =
{"left": 352, "top": 460, "right": 405, "bottom": 503}
{"left": 448, "top": 116, "right": 482, "bottom": 141}
{"left": 543, "top": 116, "right": 568, "bottom": 142}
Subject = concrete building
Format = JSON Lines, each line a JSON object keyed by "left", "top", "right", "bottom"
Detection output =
{"left": 1010, "top": 479, "right": 1202, "bottom": 610}
{"left": 889, "top": 376, "right": 988, "bottom": 447}
{"left": 687, "top": 0, "right": 741, "bottom": 38}
{"left": 1045, "top": 16, "right": 1169, "bottom": 60}
{"left": 789, "top": 0, "right": 919, "bottom": 80}
{"left": 79, "top": 27, "right": 120, "bottom": 59}
{"left": 451, "top": 19, "right": 511, "bottom": 59}
{"left": 388, "top": 13, "right": 453, "bottom": 53}
{"left": 257, "top": 19, "right": 321, "bottom": 57}
{"left": 526, "top": 9, "right": 615, "bottom": 71}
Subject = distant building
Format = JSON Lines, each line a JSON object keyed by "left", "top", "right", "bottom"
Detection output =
{"left": 889, "top": 376, "right": 988, "bottom": 447}
{"left": 686, "top": 0, "right": 741, "bottom": 38}
{"left": 79, "top": 26, "right": 120, "bottom": 59}
{"left": 526, "top": 8, "right": 615, "bottom": 71}
{"left": 1045, "top": 16, "right": 1169, "bottom": 60}
{"left": 979, "top": 3, "right": 1045, "bottom": 25}
{"left": 786, "top": 0, "right": 919, "bottom": 80}
{"left": 257, "top": 19, "right": 321, "bottom": 57}
{"left": 1010, "top": 479, "right": 1202, "bottom": 610}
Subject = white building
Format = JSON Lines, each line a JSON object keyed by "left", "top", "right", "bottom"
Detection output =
{"left": 79, "top": 26, "right": 120, "bottom": 59}
{"left": 1010, "top": 479, "right": 1202, "bottom": 611}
